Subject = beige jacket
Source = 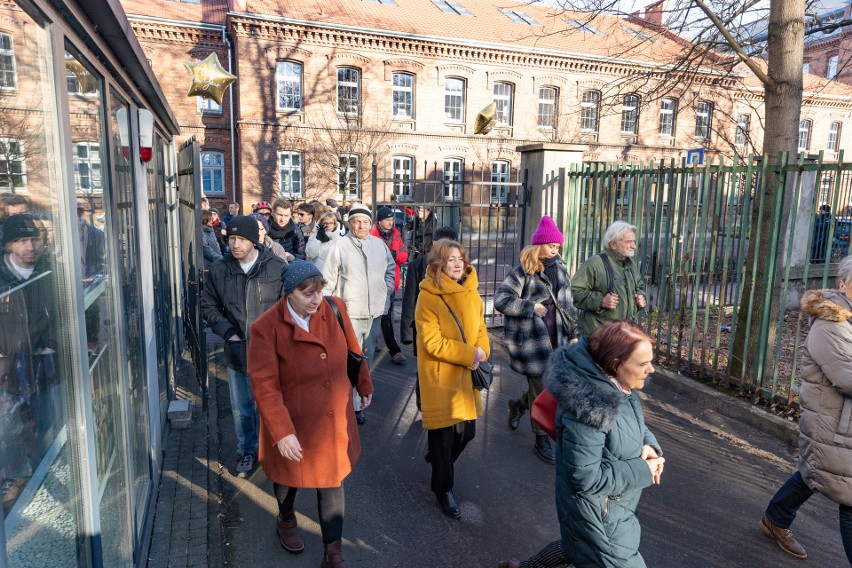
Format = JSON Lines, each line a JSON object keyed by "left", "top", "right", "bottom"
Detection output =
{"left": 321, "top": 234, "right": 394, "bottom": 320}
{"left": 798, "top": 289, "right": 852, "bottom": 506}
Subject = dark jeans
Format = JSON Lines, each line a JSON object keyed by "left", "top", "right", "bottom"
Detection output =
{"left": 274, "top": 483, "right": 345, "bottom": 544}
{"left": 380, "top": 296, "right": 401, "bottom": 356}
{"left": 766, "top": 471, "right": 852, "bottom": 565}
{"left": 428, "top": 420, "right": 476, "bottom": 495}
{"left": 520, "top": 376, "right": 545, "bottom": 437}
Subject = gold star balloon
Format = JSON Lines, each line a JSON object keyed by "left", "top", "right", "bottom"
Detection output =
{"left": 184, "top": 53, "right": 237, "bottom": 106}
{"left": 474, "top": 102, "right": 498, "bottom": 135}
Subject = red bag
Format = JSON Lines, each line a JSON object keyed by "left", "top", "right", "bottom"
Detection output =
{"left": 531, "top": 389, "right": 558, "bottom": 440}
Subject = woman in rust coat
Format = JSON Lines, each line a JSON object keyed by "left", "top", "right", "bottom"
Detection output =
{"left": 248, "top": 260, "right": 373, "bottom": 568}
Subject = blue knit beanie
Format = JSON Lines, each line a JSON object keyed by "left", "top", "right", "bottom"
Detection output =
{"left": 281, "top": 259, "right": 323, "bottom": 295}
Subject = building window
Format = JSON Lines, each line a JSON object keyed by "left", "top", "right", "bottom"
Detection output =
{"left": 659, "top": 98, "right": 676, "bottom": 136}
{"left": 278, "top": 151, "right": 302, "bottom": 196}
{"left": 0, "top": 138, "right": 26, "bottom": 191}
{"left": 0, "top": 32, "right": 16, "bottom": 89}
{"left": 501, "top": 9, "right": 540, "bottom": 25}
{"left": 493, "top": 82, "right": 513, "bottom": 126}
{"left": 392, "top": 72, "right": 414, "bottom": 119}
{"left": 277, "top": 61, "right": 302, "bottom": 111}
{"left": 337, "top": 67, "right": 360, "bottom": 115}
{"left": 432, "top": 0, "right": 472, "bottom": 15}
{"left": 803, "top": 62, "right": 811, "bottom": 74}
{"left": 491, "top": 160, "right": 509, "bottom": 202}
{"left": 798, "top": 120, "right": 812, "bottom": 152}
{"left": 197, "top": 96, "right": 222, "bottom": 115}
{"left": 201, "top": 151, "right": 225, "bottom": 195}
{"left": 828, "top": 121, "right": 842, "bottom": 151}
{"left": 620, "top": 94, "right": 639, "bottom": 135}
{"left": 74, "top": 142, "right": 102, "bottom": 194}
{"left": 538, "top": 87, "right": 557, "bottom": 128}
{"left": 392, "top": 156, "right": 413, "bottom": 199}
{"left": 735, "top": 114, "right": 749, "bottom": 147}
{"left": 444, "top": 77, "right": 465, "bottom": 121}
{"left": 580, "top": 91, "right": 600, "bottom": 132}
{"left": 564, "top": 18, "right": 603, "bottom": 34}
{"left": 820, "top": 175, "right": 833, "bottom": 205}
{"left": 443, "top": 158, "right": 463, "bottom": 201}
{"left": 695, "top": 101, "right": 712, "bottom": 139}
{"left": 338, "top": 154, "right": 359, "bottom": 197}
{"left": 828, "top": 55, "right": 839, "bottom": 80}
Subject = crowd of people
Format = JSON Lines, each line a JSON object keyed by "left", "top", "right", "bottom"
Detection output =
{"left": 201, "top": 198, "right": 852, "bottom": 568}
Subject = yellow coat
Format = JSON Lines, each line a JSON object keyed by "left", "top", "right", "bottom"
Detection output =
{"left": 415, "top": 266, "right": 490, "bottom": 430}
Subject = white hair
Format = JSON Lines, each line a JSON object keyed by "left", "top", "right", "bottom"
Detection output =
{"left": 838, "top": 255, "right": 852, "bottom": 287}
{"left": 604, "top": 221, "right": 637, "bottom": 249}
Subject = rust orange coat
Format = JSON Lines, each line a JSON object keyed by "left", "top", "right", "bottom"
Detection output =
{"left": 248, "top": 295, "right": 373, "bottom": 488}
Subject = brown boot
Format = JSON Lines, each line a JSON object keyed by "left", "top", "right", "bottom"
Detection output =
{"left": 320, "top": 540, "right": 348, "bottom": 568}
{"left": 760, "top": 515, "right": 807, "bottom": 559}
{"left": 276, "top": 512, "right": 305, "bottom": 554}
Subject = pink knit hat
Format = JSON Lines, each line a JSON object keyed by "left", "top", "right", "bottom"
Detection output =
{"left": 531, "top": 215, "right": 564, "bottom": 245}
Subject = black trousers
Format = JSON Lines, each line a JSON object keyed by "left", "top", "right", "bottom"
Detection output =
{"left": 427, "top": 420, "right": 476, "bottom": 495}
{"left": 273, "top": 483, "right": 345, "bottom": 543}
{"left": 520, "top": 540, "right": 570, "bottom": 568}
{"left": 380, "top": 296, "right": 402, "bottom": 355}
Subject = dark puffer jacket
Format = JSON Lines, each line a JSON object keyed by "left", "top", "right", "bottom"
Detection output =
{"left": 797, "top": 289, "right": 852, "bottom": 507}
{"left": 547, "top": 339, "right": 661, "bottom": 568}
{"left": 201, "top": 247, "right": 285, "bottom": 372}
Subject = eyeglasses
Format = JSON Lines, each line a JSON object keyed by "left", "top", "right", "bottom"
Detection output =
{"left": 259, "top": 211, "right": 271, "bottom": 217}
{"left": 297, "top": 212, "right": 309, "bottom": 217}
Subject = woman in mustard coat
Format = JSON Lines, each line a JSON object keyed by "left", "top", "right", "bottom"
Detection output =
{"left": 415, "top": 239, "right": 490, "bottom": 519}
{"left": 248, "top": 260, "right": 373, "bottom": 568}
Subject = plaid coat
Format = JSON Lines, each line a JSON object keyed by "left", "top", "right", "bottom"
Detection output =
{"left": 495, "top": 259, "right": 578, "bottom": 378}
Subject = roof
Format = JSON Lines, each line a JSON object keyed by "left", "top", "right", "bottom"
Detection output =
{"left": 239, "top": 0, "right": 696, "bottom": 67}
{"left": 120, "top": 0, "right": 230, "bottom": 26}
{"left": 736, "top": 59, "right": 852, "bottom": 98}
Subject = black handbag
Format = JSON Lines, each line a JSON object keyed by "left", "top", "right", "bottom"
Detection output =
{"left": 439, "top": 296, "right": 493, "bottom": 391}
{"left": 325, "top": 297, "right": 365, "bottom": 388}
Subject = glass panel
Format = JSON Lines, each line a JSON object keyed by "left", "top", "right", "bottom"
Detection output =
{"left": 1, "top": 6, "right": 86, "bottom": 565}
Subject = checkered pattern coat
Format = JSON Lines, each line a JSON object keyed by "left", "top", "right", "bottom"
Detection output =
{"left": 495, "top": 260, "right": 577, "bottom": 378}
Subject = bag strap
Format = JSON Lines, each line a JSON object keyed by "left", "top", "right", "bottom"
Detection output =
{"left": 325, "top": 296, "right": 346, "bottom": 334}
{"left": 439, "top": 296, "right": 467, "bottom": 344}
{"left": 598, "top": 251, "right": 615, "bottom": 294}
{"left": 543, "top": 280, "right": 576, "bottom": 331}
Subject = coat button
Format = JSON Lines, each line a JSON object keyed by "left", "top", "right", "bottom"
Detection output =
{"left": 327, "top": 410, "right": 333, "bottom": 417}
{"left": 320, "top": 353, "right": 327, "bottom": 359}
{"left": 324, "top": 382, "right": 331, "bottom": 389}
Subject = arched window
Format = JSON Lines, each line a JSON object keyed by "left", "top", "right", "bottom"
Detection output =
{"left": 580, "top": 91, "right": 599, "bottom": 132}
{"left": 0, "top": 32, "right": 17, "bottom": 89}
{"left": 392, "top": 72, "right": 414, "bottom": 119}
{"left": 659, "top": 98, "right": 677, "bottom": 136}
{"left": 337, "top": 67, "right": 360, "bottom": 115}
{"left": 798, "top": 120, "right": 812, "bottom": 152}
{"left": 277, "top": 61, "right": 303, "bottom": 111}
{"left": 620, "top": 94, "right": 639, "bottom": 135}
{"left": 493, "top": 82, "right": 514, "bottom": 126}
{"left": 694, "top": 101, "right": 713, "bottom": 139}
{"left": 444, "top": 77, "right": 465, "bottom": 121}
{"left": 538, "top": 86, "right": 558, "bottom": 128}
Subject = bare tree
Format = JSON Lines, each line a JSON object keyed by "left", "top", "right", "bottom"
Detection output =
{"left": 0, "top": 105, "right": 48, "bottom": 195}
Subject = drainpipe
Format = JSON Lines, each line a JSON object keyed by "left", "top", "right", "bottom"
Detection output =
{"left": 222, "top": 27, "right": 237, "bottom": 204}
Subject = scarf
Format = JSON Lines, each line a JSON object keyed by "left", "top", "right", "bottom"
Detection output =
{"left": 542, "top": 255, "right": 562, "bottom": 296}
{"left": 268, "top": 218, "right": 291, "bottom": 240}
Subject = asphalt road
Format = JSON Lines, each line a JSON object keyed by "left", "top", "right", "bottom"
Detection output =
{"left": 215, "top": 339, "right": 849, "bottom": 568}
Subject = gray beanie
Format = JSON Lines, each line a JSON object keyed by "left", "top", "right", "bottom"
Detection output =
{"left": 281, "top": 259, "right": 323, "bottom": 295}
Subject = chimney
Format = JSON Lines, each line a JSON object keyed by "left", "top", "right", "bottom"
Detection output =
{"left": 643, "top": 0, "right": 665, "bottom": 26}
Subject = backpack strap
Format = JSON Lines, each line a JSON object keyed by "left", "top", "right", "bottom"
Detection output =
{"left": 598, "top": 251, "right": 615, "bottom": 294}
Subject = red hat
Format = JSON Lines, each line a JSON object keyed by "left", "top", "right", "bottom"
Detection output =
{"left": 531, "top": 216, "right": 564, "bottom": 246}
{"left": 255, "top": 201, "right": 272, "bottom": 212}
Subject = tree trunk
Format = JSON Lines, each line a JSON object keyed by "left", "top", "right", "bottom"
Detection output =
{"left": 729, "top": 0, "right": 803, "bottom": 388}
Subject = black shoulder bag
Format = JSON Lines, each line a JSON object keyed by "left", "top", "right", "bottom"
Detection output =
{"left": 325, "top": 296, "right": 365, "bottom": 388}
{"left": 439, "top": 296, "right": 493, "bottom": 391}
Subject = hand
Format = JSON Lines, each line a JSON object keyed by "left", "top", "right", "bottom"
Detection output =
{"left": 569, "top": 337, "right": 579, "bottom": 345}
{"left": 645, "top": 456, "right": 665, "bottom": 485}
{"left": 470, "top": 346, "right": 487, "bottom": 370}
{"left": 277, "top": 434, "right": 303, "bottom": 461}
{"left": 601, "top": 293, "right": 619, "bottom": 310}
{"left": 284, "top": 252, "right": 295, "bottom": 262}
{"left": 641, "top": 444, "right": 658, "bottom": 460}
{"left": 228, "top": 334, "right": 241, "bottom": 341}
{"left": 360, "top": 393, "right": 373, "bottom": 410}
{"left": 533, "top": 303, "right": 548, "bottom": 317}
{"left": 635, "top": 294, "right": 647, "bottom": 309}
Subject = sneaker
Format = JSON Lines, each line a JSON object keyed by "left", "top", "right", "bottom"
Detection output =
{"left": 534, "top": 435, "right": 556, "bottom": 465}
{"left": 507, "top": 398, "right": 525, "bottom": 431}
{"left": 235, "top": 453, "right": 255, "bottom": 478}
{"left": 760, "top": 515, "right": 808, "bottom": 559}
{"left": 391, "top": 352, "right": 407, "bottom": 365}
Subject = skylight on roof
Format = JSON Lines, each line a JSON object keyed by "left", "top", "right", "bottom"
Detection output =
{"left": 432, "top": 0, "right": 473, "bottom": 16}
{"left": 363, "top": 0, "right": 396, "bottom": 4}
{"left": 564, "top": 18, "right": 603, "bottom": 35}
{"left": 501, "top": 9, "right": 541, "bottom": 26}
{"left": 623, "top": 26, "right": 654, "bottom": 42}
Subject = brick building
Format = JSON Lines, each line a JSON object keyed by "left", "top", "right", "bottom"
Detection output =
{"left": 120, "top": 0, "right": 852, "bottom": 210}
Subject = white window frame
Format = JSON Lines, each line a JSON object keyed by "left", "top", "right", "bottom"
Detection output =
{"left": 538, "top": 86, "right": 557, "bottom": 129}
{"left": 337, "top": 67, "right": 360, "bottom": 116}
{"left": 828, "top": 55, "right": 839, "bottom": 80}
{"left": 197, "top": 96, "right": 222, "bottom": 115}
{"left": 493, "top": 82, "right": 513, "bottom": 126}
{"left": 392, "top": 72, "right": 414, "bottom": 119}
{"left": 392, "top": 156, "right": 413, "bottom": 200}
{"left": 74, "top": 141, "right": 102, "bottom": 195}
{"left": 201, "top": 150, "right": 225, "bottom": 196}
{"left": 659, "top": 98, "right": 676, "bottom": 136}
{"left": 0, "top": 32, "right": 17, "bottom": 90}
{"left": 798, "top": 120, "right": 812, "bottom": 153}
{"left": 277, "top": 61, "right": 303, "bottom": 111}
{"left": 443, "top": 158, "right": 463, "bottom": 201}
{"left": 491, "top": 160, "right": 509, "bottom": 203}
{"left": 803, "top": 62, "right": 811, "bottom": 74}
{"left": 620, "top": 94, "right": 639, "bottom": 135}
{"left": 337, "top": 154, "right": 360, "bottom": 198}
{"left": 735, "top": 114, "right": 749, "bottom": 147}
{"left": 828, "top": 121, "right": 841, "bottom": 152}
{"left": 695, "top": 101, "right": 712, "bottom": 139}
{"left": 444, "top": 77, "right": 465, "bottom": 122}
{"left": 580, "top": 91, "right": 599, "bottom": 132}
{"left": 278, "top": 151, "right": 303, "bottom": 197}
{"left": 820, "top": 175, "right": 833, "bottom": 205}
{"left": 0, "top": 137, "right": 26, "bottom": 192}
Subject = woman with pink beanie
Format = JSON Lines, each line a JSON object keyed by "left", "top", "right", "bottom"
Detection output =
{"left": 494, "top": 215, "right": 578, "bottom": 464}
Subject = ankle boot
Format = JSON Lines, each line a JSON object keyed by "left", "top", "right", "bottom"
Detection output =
{"left": 534, "top": 434, "right": 556, "bottom": 465}
{"left": 276, "top": 511, "right": 305, "bottom": 554}
{"left": 320, "top": 540, "right": 348, "bottom": 568}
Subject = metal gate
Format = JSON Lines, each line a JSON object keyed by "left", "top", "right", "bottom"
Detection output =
{"left": 370, "top": 159, "right": 527, "bottom": 326}
{"left": 176, "top": 138, "right": 207, "bottom": 401}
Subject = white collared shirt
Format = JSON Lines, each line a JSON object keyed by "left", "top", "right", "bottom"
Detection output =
{"left": 286, "top": 299, "right": 312, "bottom": 332}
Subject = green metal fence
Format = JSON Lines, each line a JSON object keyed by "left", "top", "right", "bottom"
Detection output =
{"left": 549, "top": 152, "right": 852, "bottom": 408}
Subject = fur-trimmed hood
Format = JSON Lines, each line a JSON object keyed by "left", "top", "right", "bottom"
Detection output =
{"left": 800, "top": 289, "right": 852, "bottom": 323}
{"left": 545, "top": 338, "right": 623, "bottom": 432}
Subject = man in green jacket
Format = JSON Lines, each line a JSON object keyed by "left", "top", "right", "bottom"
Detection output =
{"left": 572, "top": 221, "right": 646, "bottom": 335}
